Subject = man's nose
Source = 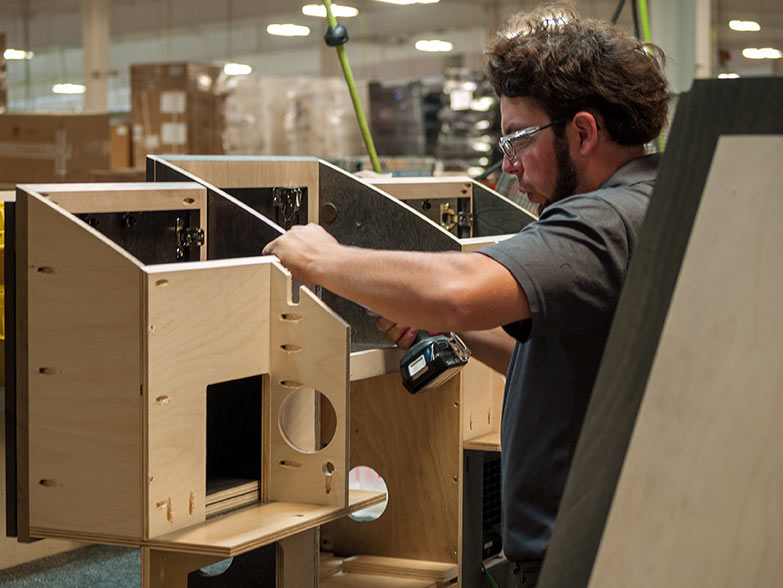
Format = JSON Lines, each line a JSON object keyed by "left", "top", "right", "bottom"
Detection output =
{"left": 502, "top": 153, "right": 522, "bottom": 175}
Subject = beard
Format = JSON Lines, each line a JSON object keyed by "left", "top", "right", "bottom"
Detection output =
{"left": 538, "top": 134, "right": 578, "bottom": 215}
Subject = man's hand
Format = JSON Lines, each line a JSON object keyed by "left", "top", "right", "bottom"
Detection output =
{"left": 262, "top": 224, "right": 339, "bottom": 285}
{"left": 376, "top": 316, "right": 430, "bottom": 350}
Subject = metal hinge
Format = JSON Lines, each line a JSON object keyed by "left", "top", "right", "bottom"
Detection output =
{"left": 440, "top": 203, "right": 473, "bottom": 231}
{"left": 176, "top": 217, "right": 205, "bottom": 260}
{"left": 272, "top": 187, "right": 303, "bottom": 229}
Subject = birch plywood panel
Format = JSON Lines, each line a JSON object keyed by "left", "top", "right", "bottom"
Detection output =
{"left": 588, "top": 136, "right": 783, "bottom": 587}
{"left": 365, "top": 177, "right": 473, "bottom": 201}
{"left": 144, "top": 258, "right": 273, "bottom": 539}
{"left": 323, "top": 372, "right": 461, "bottom": 563}
{"left": 26, "top": 182, "right": 205, "bottom": 214}
{"left": 146, "top": 490, "right": 385, "bottom": 557}
{"left": 154, "top": 157, "right": 320, "bottom": 222}
{"left": 460, "top": 359, "right": 503, "bottom": 443}
{"left": 24, "top": 193, "right": 144, "bottom": 539}
{"left": 268, "top": 265, "right": 349, "bottom": 507}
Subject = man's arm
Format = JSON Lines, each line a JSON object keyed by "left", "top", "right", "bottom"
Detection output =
{"left": 459, "top": 328, "right": 516, "bottom": 374}
{"left": 263, "top": 224, "right": 530, "bottom": 333}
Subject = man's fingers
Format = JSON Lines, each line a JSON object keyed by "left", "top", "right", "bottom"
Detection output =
{"left": 397, "top": 327, "right": 419, "bottom": 350}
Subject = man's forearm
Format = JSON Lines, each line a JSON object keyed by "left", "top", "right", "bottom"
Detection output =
{"left": 460, "top": 327, "right": 516, "bottom": 374}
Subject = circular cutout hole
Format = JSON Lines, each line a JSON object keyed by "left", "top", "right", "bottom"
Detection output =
{"left": 279, "top": 388, "right": 337, "bottom": 453}
{"left": 323, "top": 461, "right": 335, "bottom": 476}
{"left": 199, "top": 557, "right": 234, "bottom": 577}
{"left": 348, "top": 466, "right": 389, "bottom": 522}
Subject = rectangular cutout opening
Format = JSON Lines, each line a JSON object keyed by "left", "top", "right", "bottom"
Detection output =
{"left": 206, "top": 374, "right": 263, "bottom": 517}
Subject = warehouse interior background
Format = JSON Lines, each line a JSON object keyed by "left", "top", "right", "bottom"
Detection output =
{"left": 0, "top": 0, "right": 780, "bottom": 185}
{"left": 1, "top": 0, "right": 781, "bottom": 113}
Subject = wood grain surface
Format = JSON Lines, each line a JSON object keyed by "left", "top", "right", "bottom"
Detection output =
{"left": 24, "top": 192, "right": 144, "bottom": 539}
{"left": 145, "top": 489, "right": 385, "bottom": 557}
{"left": 323, "top": 372, "right": 461, "bottom": 564}
{"left": 267, "top": 262, "right": 350, "bottom": 508}
{"left": 144, "top": 259, "right": 272, "bottom": 538}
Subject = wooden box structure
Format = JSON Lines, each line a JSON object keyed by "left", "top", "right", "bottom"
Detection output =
{"left": 145, "top": 155, "right": 536, "bottom": 585}
{"left": 6, "top": 181, "right": 384, "bottom": 585}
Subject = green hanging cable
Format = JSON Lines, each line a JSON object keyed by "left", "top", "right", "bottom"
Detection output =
{"left": 481, "top": 562, "right": 500, "bottom": 588}
{"left": 322, "top": 0, "right": 382, "bottom": 173}
{"left": 635, "top": 0, "right": 665, "bottom": 152}
{"left": 637, "top": 0, "right": 652, "bottom": 45}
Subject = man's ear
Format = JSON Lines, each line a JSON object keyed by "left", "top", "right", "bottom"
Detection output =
{"left": 571, "top": 111, "right": 600, "bottom": 156}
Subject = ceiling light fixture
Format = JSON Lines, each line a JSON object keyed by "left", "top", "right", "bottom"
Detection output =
{"left": 415, "top": 39, "right": 453, "bottom": 52}
{"left": 52, "top": 83, "right": 86, "bottom": 94}
{"left": 742, "top": 47, "right": 782, "bottom": 59}
{"left": 718, "top": 73, "right": 740, "bottom": 79}
{"left": 267, "top": 24, "right": 311, "bottom": 37}
{"left": 4, "top": 48, "right": 34, "bottom": 60}
{"left": 302, "top": 4, "right": 358, "bottom": 17}
{"left": 729, "top": 20, "right": 761, "bottom": 32}
{"left": 224, "top": 63, "right": 253, "bottom": 76}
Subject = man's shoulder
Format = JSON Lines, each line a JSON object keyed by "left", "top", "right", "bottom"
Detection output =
{"left": 544, "top": 154, "right": 659, "bottom": 220}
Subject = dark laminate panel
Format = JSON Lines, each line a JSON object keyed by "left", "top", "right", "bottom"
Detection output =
{"left": 318, "top": 164, "right": 459, "bottom": 252}
{"left": 472, "top": 182, "right": 536, "bottom": 237}
{"left": 318, "top": 163, "right": 461, "bottom": 346}
{"left": 539, "top": 77, "right": 783, "bottom": 588}
{"left": 12, "top": 190, "right": 32, "bottom": 541}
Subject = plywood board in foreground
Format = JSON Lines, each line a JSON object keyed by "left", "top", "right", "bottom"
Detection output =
{"left": 589, "top": 137, "right": 783, "bottom": 587}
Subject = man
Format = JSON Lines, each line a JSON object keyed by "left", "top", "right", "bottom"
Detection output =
{"left": 264, "top": 5, "right": 670, "bottom": 586}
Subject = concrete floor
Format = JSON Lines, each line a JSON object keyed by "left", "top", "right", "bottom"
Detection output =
{"left": 0, "top": 545, "right": 140, "bottom": 587}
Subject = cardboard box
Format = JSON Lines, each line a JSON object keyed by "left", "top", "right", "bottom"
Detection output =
{"left": 110, "top": 123, "right": 131, "bottom": 169}
{"left": 131, "top": 63, "right": 226, "bottom": 167}
{"left": 225, "top": 76, "right": 368, "bottom": 158}
{"left": 0, "top": 112, "right": 111, "bottom": 184}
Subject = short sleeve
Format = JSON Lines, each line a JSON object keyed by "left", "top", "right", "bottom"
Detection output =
{"left": 479, "top": 192, "right": 639, "bottom": 338}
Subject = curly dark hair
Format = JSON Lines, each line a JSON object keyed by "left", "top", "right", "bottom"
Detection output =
{"left": 485, "top": 4, "right": 671, "bottom": 145}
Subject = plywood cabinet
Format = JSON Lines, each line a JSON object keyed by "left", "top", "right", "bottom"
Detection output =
{"left": 7, "top": 181, "right": 382, "bottom": 585}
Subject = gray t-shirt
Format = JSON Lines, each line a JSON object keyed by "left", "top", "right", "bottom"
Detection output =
{"left": 479, "top": 154, "right": 659, "bottom": 562}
